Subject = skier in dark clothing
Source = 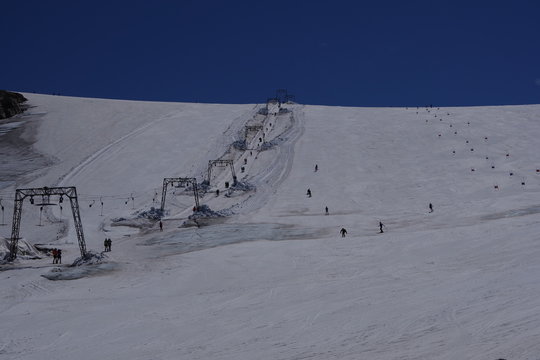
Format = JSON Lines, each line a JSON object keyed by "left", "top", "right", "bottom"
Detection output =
{"left": 325, "top": 206, "right": 329, "bottom": 215}
{"left": 306, "top": 189, "right": 312, "bottom": 197}
{"left": 57, "top": 249, "right": 62, "bottom": 264}
{"left": 429, "top": 203, "right": 433, "bottom": 213}
{"left": 104, "top": 238, "right": 108, "bottom": 252}
{"left": 379, "top": 221, "right": 385, "bottom": 233}
{"left": 52, "top": 248, "right": 58, "bottom": 264}
{"left": 340, "top": 228, "right": 347, "bottom": 237}
{"left": 314, "top": 164, "right": 318, "bottom": 172}
{"left": 159, "top": 220, "right": 163, "bottom": 231}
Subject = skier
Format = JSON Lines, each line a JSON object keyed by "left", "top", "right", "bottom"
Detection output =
{"left": 104, "top": 238, "right": 108, "bottom": 252}
{"left": 306, "top": 188, "right": 312, "bottom": 197}
{"left": 107, "top": 238, "right": 112, "bottom": 252}
{"left": 57, "top": 249, "right": 62, "bottom": 264}
{"left": 52, "top": 248, "right": 58, "bottom": 264}
{"left": 216, "top": 189, "right": 220, "bottom": 196}
{"left": 379, "top": 221, "right": 385, "bottom": 234}
{"left": 340, "top": 228, "right": 347, "bottom": 237}
{"left": 325, "top": 206, "right": 329, "bottom": 215}
{"left": 429, "top": 203, "right": 433, "bottom": 213}
{"left": 314, "top": 164, "right": 318, "bottom": 172}
{"left": 159, "top": 220, "right": 163, "bottom": 231}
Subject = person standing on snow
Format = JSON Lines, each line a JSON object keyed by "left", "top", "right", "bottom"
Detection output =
{"left": 325, "top": 206, "right": 329, "bottom": 215}
{"left": 306, "top": 189, "right": 312, "bottom": 197}
{"left": 340, "top": 228, "right": 347, "bottom": 237}
{"left": 429, "top": 203, "right": 433, "bottom": 213}
{"left": 315, "top": 164, "right": 318, "bottom": 172}
{"left": 159, "top": 220, "right": 163, "bottom": 231}
{"left": 379, "top": 221, "right": 385, "bottom": 233}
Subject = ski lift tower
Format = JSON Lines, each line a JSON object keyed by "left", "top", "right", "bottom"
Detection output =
{"left": 7, "top": 186, "right": 87, "bottom": 261}
{"left": 160, "top": 177, "right": 200, "bottom": 212}
{"left": 207, "top": 160, "right": 237, "bottom": 186}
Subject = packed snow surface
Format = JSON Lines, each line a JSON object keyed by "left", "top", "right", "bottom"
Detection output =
{"left": 1, "top": 94, "right": 540, "bottom": 359}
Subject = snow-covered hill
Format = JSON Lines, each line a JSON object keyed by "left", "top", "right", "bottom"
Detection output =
{"left": 1, "top": 94, "right": 539, "bottom": 359}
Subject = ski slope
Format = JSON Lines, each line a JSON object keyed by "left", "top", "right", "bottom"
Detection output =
{"left": 1, "top": 94, "right": 540, "bottom": 359}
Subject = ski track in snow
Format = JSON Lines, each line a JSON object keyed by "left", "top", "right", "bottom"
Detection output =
{"left": 58, "top": 111, "right": 179, "bottom": 187}
{"left": 227, "top": 105, "right": 306, "bottom": 216}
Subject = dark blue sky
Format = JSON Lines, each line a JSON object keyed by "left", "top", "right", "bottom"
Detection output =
{"left": 2, "top": 0, "right": 540, "bottom": 106}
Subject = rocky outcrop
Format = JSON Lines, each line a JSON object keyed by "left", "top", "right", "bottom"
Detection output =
{"left": 0, "top": 90, "right": 28, "bottom": 119}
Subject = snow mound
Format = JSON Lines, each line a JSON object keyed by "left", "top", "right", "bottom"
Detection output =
{"left": 189, "top": 204, "right": 226, "bottom": 219}
{"left": 226, "top": 180, "right": 255, "bottom": 193}
{"left": 181, "top": 204, "right": 233, "bottom": 227}
{"left": 1, "top": 237, "right": 43, "bottom": 261}
{"left": 41, "top": 251, "right": 118, "bottom": 281}
{"left": 259, "top": 138, "right": 284, "bottom": 151}
{"left": 71, "top": 250, "right": 108, "bottom": 266}
{"left": 137, "top": 207, "right": 166, "bottom": 220}
{"left": 232, "top": 139, "right": 247, "bottom": 150}
{"left": 111, "top": 207, "right": 166, "bottom": 229}
{"left": 278, "top": 107, "right": 290, "bottom": 114}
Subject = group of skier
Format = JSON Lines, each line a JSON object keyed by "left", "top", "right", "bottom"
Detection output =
{"left": 103, "top": 238, "right": 112, "bottom": 252}
{"left": 339, "top": 204, "right": 434, "bottom": 237}
{"left": 340, "top": 221, "right": 384, "bottom": 238}
{"left": 51, "top": 248, "right": 62, "bottom": 264}
{"left": 309, "top": 163, "right": 435, "bottom": 237}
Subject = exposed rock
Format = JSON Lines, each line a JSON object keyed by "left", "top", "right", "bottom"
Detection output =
{"left": 0, "top": 90, "right": 28, "bottom": 119}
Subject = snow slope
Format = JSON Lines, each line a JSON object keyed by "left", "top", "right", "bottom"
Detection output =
{"left": 1, "top": 95, "right": 540, "bottom": 360}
